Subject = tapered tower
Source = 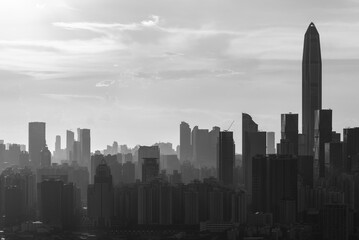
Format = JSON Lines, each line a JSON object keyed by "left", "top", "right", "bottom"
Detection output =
{"left": 302, "top": 22, "right": 322, "bottom": 156}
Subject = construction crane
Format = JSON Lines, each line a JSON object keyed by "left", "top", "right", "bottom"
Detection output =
{"left": 225, "top": 120, "right": 235, "bottom": 132}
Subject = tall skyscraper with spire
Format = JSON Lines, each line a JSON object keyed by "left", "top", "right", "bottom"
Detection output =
{"left": 302, "top": 22, "right": 322, "bottom": 156}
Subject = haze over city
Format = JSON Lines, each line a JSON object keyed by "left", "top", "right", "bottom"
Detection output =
{"left": 1, "top": 0, "right": 359, "bottom": 150}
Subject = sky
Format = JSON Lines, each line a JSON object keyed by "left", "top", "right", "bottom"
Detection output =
{"left": 1, "top": 0, "right": 359, "bottom": 152}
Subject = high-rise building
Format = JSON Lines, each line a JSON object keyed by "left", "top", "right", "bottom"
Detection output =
{"left": 28, "top": 122, "right": 46, "bottom": 168}
{"left": 343, "top": 127, "right": 359, "bottom": 172}
{"left": 314, "top": 109, "right": 332, "bottom": 178}
{"left": 218, "top": 131, "right": 235, "bottom": 185}
{"left": 79, "top": 129, "right": 91, "bottom": 167}
{"left": 192, "top": 126, "right": 210, "bottom": 167}
{"left": 180, "top": 122, "right": 192, "bottom": 163}
{"left": 242, "top": 113, "right": 266, "bottom": 205}
{"left": 55, "top": 135, "right": 61, "bottom": 153}
{"left": 137, "top": 146, "right": 160, "bottom": 181}
{"left": 142, "top": 158, "right": 159, "bottom": 183}
{"left": 266, "top": 132, "right": 275, "bottom": 154}
{"left": 281, "top": 113, "right": 299, "bottom": 155}
{"left": 302, "top": 23, "right": 322, "bottom": 156}
{"left": 87, "top": 160, "right": 114, "bottom": 227}
{"left": 40, "top": 145, "right": 52, "bottom": 168}
{"left": 66, "top": 130, "right": 74, "bottom": 161}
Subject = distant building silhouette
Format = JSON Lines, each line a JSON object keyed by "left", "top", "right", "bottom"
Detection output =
{"left": 242, "top": 113, "right": 266, "bottom": 206}
{"left": 314, "top": 109, "right": 332, "bottom": 178}
{"left": 40, "top": 145, "right": 51, "bottom": 168}
{"left": 28, "top": 122, "right": 46, "bottom": 168}
{"left": 79, "top": 129, "right": 91, "bottom": 167}
{"left": 137, "top": 146, "right": 160, "bottom": 181}
{"left": 66, "top": 130, "right": 75, "bottom": 161}
{"left": 180, "top": 122, "right": 192, "bottom": 163}
{"left": 302, "top": 22, "right": 322, "bottom": 156}
{"left": 343, "top": 127, "right": 359, "bottom": 172}
{"left": 217, "top": 131, "right": 235, "bottom": 185}
{"left": 281, "top": 113, "right": 299, "bottom": 156}
{"left": 266, "top": 132, "right": 275, "bottom": 154}
{"left": 87, "top": 160, "right": 114, "bottom": 228}
{"left": 142, "top": 158, "right": 159, "bottom": 183}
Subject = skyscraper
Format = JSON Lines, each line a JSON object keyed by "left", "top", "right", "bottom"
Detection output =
{"left": 142, "top": 158, "right": 159, "bottom": 183}
{"left": 40, "top": 145, "right": 52, "bottom": 168}
{"left": 87, "top": 160, "right": 114, "bottom": 227}
{"left": 242, "top": 113, "right": 266, "bottom": 204}
{"left": 281, "top": 113, "right": 299, "bottom": 155}
{"left": 137, "top": 146, "right": 160, "bottom": 181}
{"left": 66, "top": 130, "right": 74, "bottom": 161}
{"left": 180, "top": 122, "right": 192, "bottom": 162}
{"left": 266, "top": 132, "right": 275, "bottom": 154}
{"left": 302, "top": 23, "right": 322, "bottom": 156}
{"left": 28, "top": 122, "right": 46, "bottom": 168}
{"left": 218, "top": 131, "right": 235, "bottom": 185}
{"left": 79, "top": 129, "right": 91, "bottom": 167}
{"left": 313, "top": 109, "right": 332, "bottom": 178}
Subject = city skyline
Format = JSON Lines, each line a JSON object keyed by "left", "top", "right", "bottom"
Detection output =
{"left": 1, "top": 1, "right": 359, "bottom": 151}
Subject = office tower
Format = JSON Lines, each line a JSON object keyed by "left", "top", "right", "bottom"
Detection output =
{"left": 209, "top": 127, "right": 220, "bottom": 168}
{"left": 55, "top": 135, "right": 61, "bottom": 152}
{"left": 72, "top": 141, "right": 81, "bottom": 164}
{"left": 218, "top": 131, "right": 235, "bottom": 185}
{"left": 314, "top": 109, "right": 332, "bottom": 178}
{"left": 138, "top": 146, "right": 160, "bottom": 181}
{"left": 104, "top": 154, "right": 122, "bottom": 186}
{"left": 266, "top": 132, "right": 275, "bottom": 154}
{"left": 66, "top": 130, "right": 75, "bottom": 161}
{"left": 142, "top": 158, "right": 159, "bottom": 183}
{"left": 122, "top": 161, "right": 135, "bottom": 183}
{"left": 87, "top": 161, "right": 114, "bottom": 227}
{"left": 242, "top": 113, "right": 266, "bottom": 204}
{"left": 112, "top": 141, "right": 118, "bottom": 154}
{"left": 8, "top": 144, "right": 21, "bottom": 165}
{"left": 325, "top": 142, "right": 343, "bottom": 173}
{"left": 79, "top": 129, "right": 91, "bottom": 167}
{"left": 302, "top": 23, "right": 322, "bottom": 156}
{"left": 91, "top": 153, "right": 104, "bottom": 184}
{"left": 192, "top": 126, "right": 210, "bottom": 167}
{"left": 154, "top": 142, "right": 176, "bottom": 155}
{"left": 281, "top": 113, "right": 299, "bottom": 155}
{"left": 28, "top": 122, "right": 46, "bottom": 168}
{"left": 40, "top": 145, "right": 51, "bottom": 168}
{"left": 180, "top": 122, "right": 192, "bottom": 162}
{"left": 343, "top": 127, "right": 359, "bottom": 172}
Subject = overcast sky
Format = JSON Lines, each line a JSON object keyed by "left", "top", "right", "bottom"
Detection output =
{"left": 1, "top": 0, "right": 359, "bottom": 152}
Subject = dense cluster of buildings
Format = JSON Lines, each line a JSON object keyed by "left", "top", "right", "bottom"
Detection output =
{"left": 0, "top": 22, "right": 358, "bottom": 240}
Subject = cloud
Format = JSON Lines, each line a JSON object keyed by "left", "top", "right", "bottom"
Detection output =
{"left": 141, "top": 15, "right": 160, "bottom": 27}
{"left": 96, "top": 80, "right": 115, "bottom": 87}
